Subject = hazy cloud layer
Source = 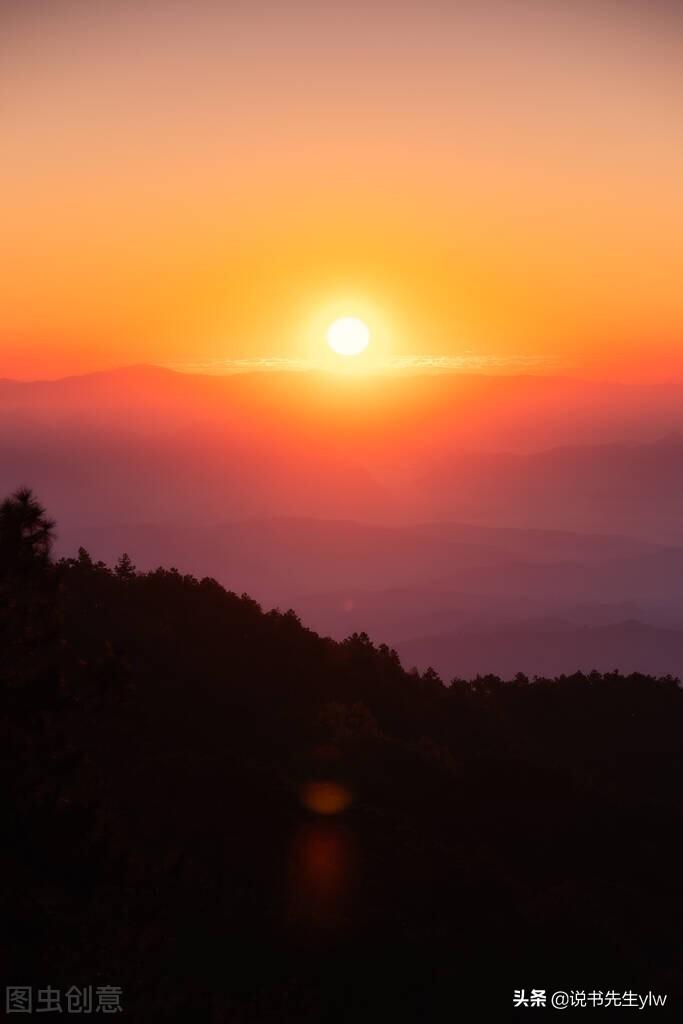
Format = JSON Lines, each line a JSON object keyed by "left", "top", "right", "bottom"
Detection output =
{"left": 168, "top": 353, "right": 554, "bottom": 376}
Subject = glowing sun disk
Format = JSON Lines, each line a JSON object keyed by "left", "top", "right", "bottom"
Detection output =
{"left": 326, "top": 317, "right": 370, "bottom": 356}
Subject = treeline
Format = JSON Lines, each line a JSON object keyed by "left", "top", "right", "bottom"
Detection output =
{"left": 2, "top": 489, "right": 683, "bottom": 1020}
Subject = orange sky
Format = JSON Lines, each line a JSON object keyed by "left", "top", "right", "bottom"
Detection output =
{"left": 2, "top": 0, "right": 682, "bottom": 381}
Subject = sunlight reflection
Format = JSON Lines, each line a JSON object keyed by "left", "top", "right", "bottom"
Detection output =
{"left": 287, "top": 821, "right": 356, "bottom": 933}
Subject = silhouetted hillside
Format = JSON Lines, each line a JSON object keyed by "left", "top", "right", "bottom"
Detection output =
{"left": 3, "top": 490, "right": 683, "bottom": 1019}
{"left": 52, "top": 517, "right": 683, "bottom": 678}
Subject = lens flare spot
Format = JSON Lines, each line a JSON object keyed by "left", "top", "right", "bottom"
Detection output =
{"left": 301, "top": 780, "right": 352, "bottom": 815}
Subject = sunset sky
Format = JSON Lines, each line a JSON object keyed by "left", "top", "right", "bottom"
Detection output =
{"left": 2, "top": 0, "right": 682, "bottom": 380}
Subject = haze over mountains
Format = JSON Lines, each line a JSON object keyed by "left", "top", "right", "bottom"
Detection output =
{"left": 3, "top": 364, "right": 683, "bottom": 678}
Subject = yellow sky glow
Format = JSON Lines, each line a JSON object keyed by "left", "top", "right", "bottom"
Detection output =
{"left": 1, "top": 1, "right": 682, "bottom": 380}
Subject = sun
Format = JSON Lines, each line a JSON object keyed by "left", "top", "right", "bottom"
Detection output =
{"left": 326, "top": 317, "right": 370, "bottom": 357}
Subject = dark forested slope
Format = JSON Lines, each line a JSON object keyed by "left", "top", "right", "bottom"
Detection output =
{"left": 3, "top": 491, "right": 683, "bottom": 1020}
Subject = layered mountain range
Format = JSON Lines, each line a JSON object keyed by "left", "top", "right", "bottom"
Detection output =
{"left": 3, "top": 365, "right": 683, "bottom": 677}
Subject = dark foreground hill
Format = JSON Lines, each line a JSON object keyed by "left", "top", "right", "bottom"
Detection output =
{"left": 3, "top": 493, "right": 683, "bottom": 1019}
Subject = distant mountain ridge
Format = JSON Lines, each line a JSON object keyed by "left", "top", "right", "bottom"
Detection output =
{"left": 4, "top": 365, "right": 683, "bottom": 677}
{"left": 396, "top": 619, "right": 683, "bottom": 681}
{"left": 2, "top": 364, "right": 683, "bottom": 537}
